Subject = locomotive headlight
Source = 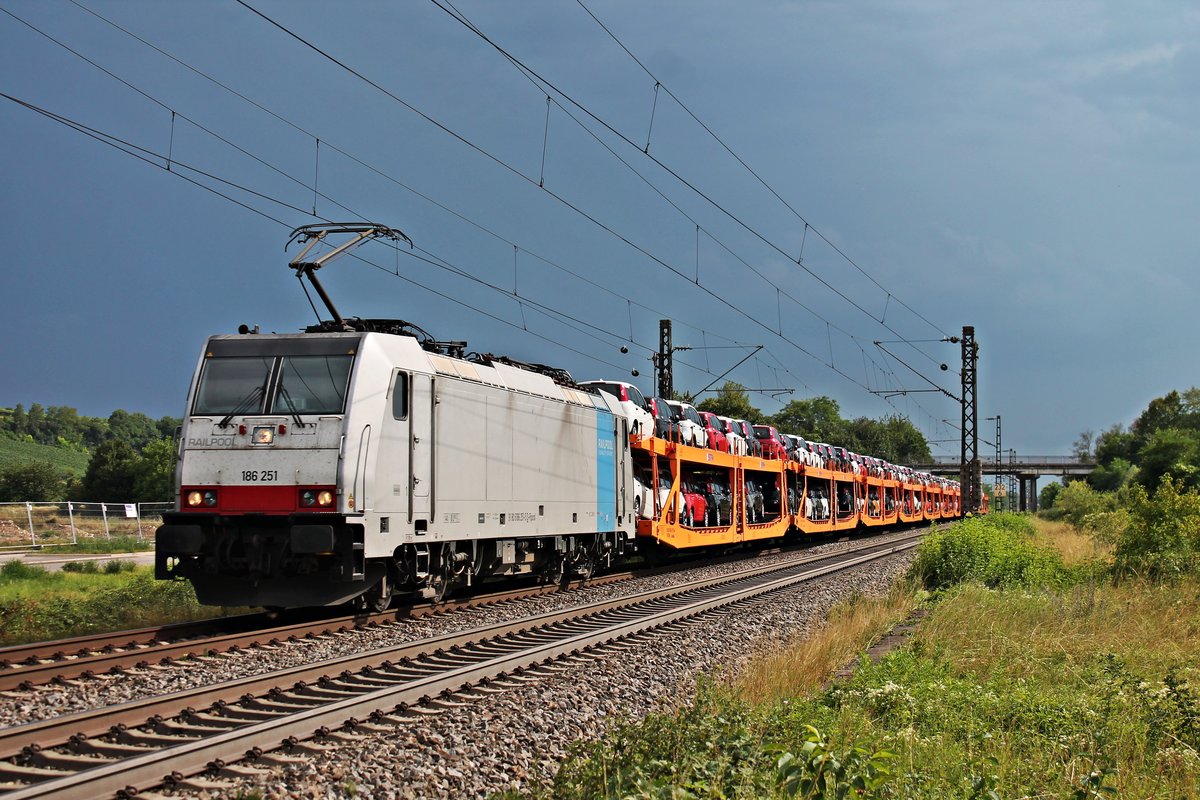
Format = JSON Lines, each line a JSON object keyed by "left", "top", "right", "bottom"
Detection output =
{"left": 300, "top": 489, "right": 335, "bottom": 508}
{"left": 203, "top": 490, "right": 218, "bottom": 507}
{"left": 186, "top": 491, "right": 204, "bottom": 507}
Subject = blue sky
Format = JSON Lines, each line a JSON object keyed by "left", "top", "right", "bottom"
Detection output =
{"left": 2, "top": 0, "right": 1197, "bottom": 459}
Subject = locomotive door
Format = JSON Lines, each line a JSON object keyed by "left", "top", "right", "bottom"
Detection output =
{"left": 379, "top": 370, "right": 413, "bottom": 522}
{"left": 411, "top": 373, "right": 433, "bottom": 520}
{"left": 379, "top": 370, "right": 432, "bottom": 526}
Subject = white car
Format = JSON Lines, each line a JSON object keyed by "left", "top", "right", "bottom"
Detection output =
{"left": 633, "top": 468, "right": 681, "bottom": 520}
{"left": 578, "top": 380, "right": 655, "bottom": 438}
{"left": 663, "top": 400, "right": 708, "bottom": 448}
{"left": 718, "top": 415, "right": 748, "bottom": 455}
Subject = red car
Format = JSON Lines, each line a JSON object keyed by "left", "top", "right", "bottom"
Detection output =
{"left": 698, "top": 412, "right": 730, "bottom": 453}
{"left": 680, "top": 480, "right": 708, "bottom": 527}
{"left": 752, "top": 424, "right": 788, "bottom": 459}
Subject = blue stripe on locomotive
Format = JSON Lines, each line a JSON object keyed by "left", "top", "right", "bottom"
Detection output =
{"left": 595, "top": 408, "right": 615, "bottom": 528}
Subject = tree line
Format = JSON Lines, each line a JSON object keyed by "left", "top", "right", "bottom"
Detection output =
{"left": 1, "top": 404, "right": 177, "bottom": 452}
{"left": 0, "top": 404, "right": 180, "bottom": 503}
{"left": 687, "top": 382, "right": 932, "bottom": 465}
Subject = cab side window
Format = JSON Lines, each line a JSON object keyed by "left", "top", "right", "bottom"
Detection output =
{"left": 392, "top": 372, "right": 409, "bottom": 420}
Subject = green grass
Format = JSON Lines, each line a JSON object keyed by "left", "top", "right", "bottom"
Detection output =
{"left": 39, "top": 535, "right": 151, "bottom": 554}
{"left": 541, "top": 515, "right": 1200, "bottom": 799}
{"left": 0, "top": 560, "right": 237, "bottom": 644}
{"left": 0, "top": 436, "right": 89, "bottom": 476}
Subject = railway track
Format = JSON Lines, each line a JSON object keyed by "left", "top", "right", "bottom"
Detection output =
{"left": 0, "top": 572, "right": 628, "bottom": 693}
{"left": 0, "top": 536, "right": 828, "bottom": 692}
{"left": 0, "top": 531, "right": 923, "bottom": 799}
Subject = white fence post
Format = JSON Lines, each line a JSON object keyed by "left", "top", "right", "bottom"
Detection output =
{"left": 67, "top": 501, "right": 77, "bottom": 545}
{"left": 26, "top": 502, "right": 36, "bottom": 547}
{"left": 134, "top": 503, "right": 143, "bottom": 541}
{"left": 101, "top": 503, "right": 110, "bottom": 539}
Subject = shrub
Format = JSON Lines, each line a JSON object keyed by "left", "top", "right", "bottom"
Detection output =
{"left": 0, "top": 560, "right": 49, "bottom": 581}
{"left": 1039, "top": 481, "right": 1062, "bottom": 511}
{"left": 771, "top": 726, "right": 895, "bottom": 798}
{"left": 1113, "top": 477, "right": 1200, "bottom": 582}
{"left": 1055, "top": 482, "right": 1115, "bottom": 529}
{"left": 911, "top": 513, "right": 1069, "bottom": 590}
{"left": 0, "top": 462, "right": 66, "bottom": 502}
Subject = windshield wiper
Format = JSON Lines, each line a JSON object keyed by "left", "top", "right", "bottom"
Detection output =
{"left": 218, "top": 385, "right": 265, "bottom": 428}
{"left": 275, "top": 383, "right": 307, "bottom": 429}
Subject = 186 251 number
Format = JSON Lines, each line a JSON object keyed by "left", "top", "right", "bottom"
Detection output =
{"left": 241, "top": 470, "right": 278, "bottom": 482}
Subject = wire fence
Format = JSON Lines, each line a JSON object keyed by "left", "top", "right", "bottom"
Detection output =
{"left": 0, "top": 501, "right": 172, "bottom": 550}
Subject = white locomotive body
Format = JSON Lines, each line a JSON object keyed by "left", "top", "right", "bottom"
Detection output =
{"left": 156, "top": 328, "right": 637, "bottom": 608}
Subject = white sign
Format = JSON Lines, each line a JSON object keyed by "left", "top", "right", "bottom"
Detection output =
{"left": 124, "top": 504, "right": 137, "bottom": 518}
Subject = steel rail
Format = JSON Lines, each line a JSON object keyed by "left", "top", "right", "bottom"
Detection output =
{"left": 0, "top": 537, "right": 811, "bottom": 692}
{"left": 0, "top": 533, "right": 921, "bottom": 798}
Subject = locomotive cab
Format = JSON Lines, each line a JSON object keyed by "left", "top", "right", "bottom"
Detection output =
{"left": 155, "top": 332, "right": 375, "bottom": 607}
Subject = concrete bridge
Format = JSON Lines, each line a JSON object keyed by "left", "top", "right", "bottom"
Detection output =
{"left": 911, "top": 456, "right": 1096, "bottom": 511}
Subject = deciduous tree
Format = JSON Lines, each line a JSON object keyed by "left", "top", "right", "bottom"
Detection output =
{"left": 695, "top": 382, "right": 764, "bottom": 423}
{"left": 0, "top": 462, "right": 67, "bottom": 502}
{"left": 771, "top": 396, "right": 848, "bottom": 444}
{"left": 78, "top": 439, "right": 140, "bottom": 501}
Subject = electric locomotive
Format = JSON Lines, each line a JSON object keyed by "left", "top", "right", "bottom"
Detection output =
{"left": 156, "top": 224, "right": 639, "bottom": 609}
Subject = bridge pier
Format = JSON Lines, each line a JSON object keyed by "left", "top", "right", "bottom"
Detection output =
{"left": 1017, "top": 475, "right": 1038, "bottom": 512}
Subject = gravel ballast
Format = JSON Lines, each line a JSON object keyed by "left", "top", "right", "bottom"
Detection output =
{"left": 166, "top": 550, "right": 916, "bottom": 799}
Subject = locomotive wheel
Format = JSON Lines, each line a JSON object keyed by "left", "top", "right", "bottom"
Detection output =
{"left": 543, "top": 554, "right": 567, "bottom": 586}
{"left": 363, "top": 572, "right": 394, "bottom": 613}
{"left": 570, "top": 544, "right": 598, "bottom": 580}
{"left": 426, "top": 569, "right": 450, "bottom": 604}
{"left": 425, "top": 543, "right": 457, "bottom": 604}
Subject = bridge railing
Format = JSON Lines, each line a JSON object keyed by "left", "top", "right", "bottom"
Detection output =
{"left": 921, "top": 455, "right": 1095, "bottom": 466}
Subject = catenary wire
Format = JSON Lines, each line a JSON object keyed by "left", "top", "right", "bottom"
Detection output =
{"left": 426, "top": 0, "right": 958, "bottom": 381}
{"left": 7, "top": 4, "right": 953, "bottom": 433}
{"left": 230, "top": 0, "right": 959, "bottom": 407}
{"left": 60, "top": 0, "right": 760, "bottom": 358}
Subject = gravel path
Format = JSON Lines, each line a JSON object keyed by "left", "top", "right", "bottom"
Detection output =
{"left": 0, "top": 532, "right": 913, "bottom": 728}
{"left": 163, "top": 550, "right": 915, "bottom": 800}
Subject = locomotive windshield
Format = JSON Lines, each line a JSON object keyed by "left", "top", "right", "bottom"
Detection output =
{"left": 193, "top": 356, "right": 274, "bottom": 415}
{"left": 270, "top": 355, "right": 353, "bottom": 414}
{"left": 193, "top": 352, "right": 354, "bottom": 416}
